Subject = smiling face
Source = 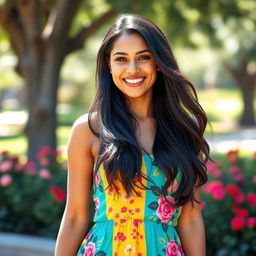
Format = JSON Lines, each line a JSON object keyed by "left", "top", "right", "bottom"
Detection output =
{"left": 109, "top": 32, "right": 158, "bottom": 100}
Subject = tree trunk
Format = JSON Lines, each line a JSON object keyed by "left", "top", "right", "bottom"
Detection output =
{"left": 0, "top": 1, "right": 117, "bottom": 163}
{"left": 227, "top": 58, "right": 256, "bottom": 126}
{"left": 239, "top": 84, "right": 255, "bottom": 126}
{"left": 25, "top": 46, "right": 63, "bottom": 161}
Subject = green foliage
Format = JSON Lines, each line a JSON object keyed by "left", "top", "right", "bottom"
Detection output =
{"left": 0, "top": 148, "right": 67, "bottom": 237}
{"left": 202, "top": 151, "right": 256, "bottom": 256}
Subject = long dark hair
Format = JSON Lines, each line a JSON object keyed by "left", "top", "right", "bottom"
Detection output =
{"left": 88, "top": 13, "right": 210, "bottom": 207}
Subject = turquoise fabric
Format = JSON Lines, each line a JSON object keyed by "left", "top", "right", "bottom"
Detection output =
{"left": 77, "top": 155, "right": 185, "bottom": 256}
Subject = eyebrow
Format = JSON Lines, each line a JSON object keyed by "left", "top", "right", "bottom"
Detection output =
{"left": 112, "top": 49, "right": 151, "bottom": 56}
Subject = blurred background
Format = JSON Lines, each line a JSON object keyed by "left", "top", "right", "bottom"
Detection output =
{"left": 0, "top": 0, "right": 255, "bottom": 256}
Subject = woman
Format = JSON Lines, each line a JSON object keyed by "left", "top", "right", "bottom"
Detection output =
{"left": 55, "top": 13, "right": 210, "bottom": 256}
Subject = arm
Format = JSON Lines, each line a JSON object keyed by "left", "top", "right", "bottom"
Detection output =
{"left": 176, "top": 188, "right": 206, "bottom": 256}
{"left": 55, "top": 115, "right": 94, "bottom": 256}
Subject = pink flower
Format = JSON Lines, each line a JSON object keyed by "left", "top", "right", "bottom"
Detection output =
{"left": 231, "top": 205, "right": 249, "bottom": 218}
{"left": 133, "top": 219, "right": 142, "bottom": 227}
{"left": 247, "top": 193, "right": 256, "bottom": 207}
{"left": 246, "top": 217, "right": 256, "bottom": 228}
{"left": 37, "top": 146, "right": 52, "bottom": 159}
{"left": 234, "top": 173, "right": 245, "bottom": 184}
{"left": 0, "top": 160, "right": 12, "bottom": 172}
{"left": 121, "top": 207, "right": 127, "bottom": 213}
{"left": 229, "top": 166, "right": 241, "bottom": 175}
{"left": 156, "top": 195, "right": 176, "bottom": 223}
{"left": 203, "top": 181, "right": 225, "bottom": 200}
{"left": 25, "top": 161, "right": 37, "bottom": 176}
{"left": 94, "top": 198, "right": 100, "bottom": 209}
{"left": 0, "top": 174, "right": 12, "bottom": 186}
{"left": 85, "top": 232, "right": 91, "bottom": 241}
{"left": 39, "top": 169, "right": 52, "bottom": 179}
{"left": 94, "top": 171, "right": 100, "bottom": 187}
{"left": 10, "top": 156, "right": 19, "bottom": 163}
{"left": 84, "top": 242, "right": 95, "bottom": 256}
{"left": 253, "top": 176, "right": 256, "bottom": 183}
{"left": 39, "top": 157, "right": 49, "bottom": 167}
{"left": 0, "top": 151, "right": 9, "bottom": 157}
{"left": 52, "top": 149, "right": 61, "bottom": 158}
{"left": 167, "top": 179, "right": 179, "bottom": 193}
{"left": 231, "top": 216, "right": 245, "bottom": 230}
{"left": 15, "top": 163, "right": 25, "bottom": 172}
{"left": 166, "top": 240, "right": 183, "bottom": 256}
{"left": 206, "top": 162, "right": 222, "bottom": 177}
{"left": 93, "top": 198, "right": 100, "bottom": 217}
{"left": 234, "top": 193, "right": 245, "bottom": 203}
{"left": 226, "top": 184, "right": 240, "bottom": 196}
{"left": 226, "top": 150, "right": 239, "bottom": 164}
{"left": 49, "top": 186, "right": 66, "bottom": 202}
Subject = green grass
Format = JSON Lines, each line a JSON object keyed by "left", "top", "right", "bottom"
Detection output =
{"left": 0, "top": 126, "right": 72, "bottom": 156}
{"left": 0, "top": 135, "right": 27, "bottom": 155}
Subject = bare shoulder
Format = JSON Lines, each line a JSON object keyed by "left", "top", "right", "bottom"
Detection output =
{"left": 68, "top": 113, "right": 100, "bottom": 163}
{"left": 69, "top": 113, "right": 93, "bottom": 142}
{"left": 64, "top": 114, "right": 97, "bottom": 221}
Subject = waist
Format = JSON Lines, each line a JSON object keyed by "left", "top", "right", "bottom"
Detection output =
{"left": 93, "top": 216, "right": 177, "bottom": 227}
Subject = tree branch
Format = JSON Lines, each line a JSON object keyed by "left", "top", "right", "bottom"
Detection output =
{"left": 16, "top": 0, "right": 41, "bottom": 43}
{"left": 0, "top": 2, "right": 26, "bottom": 62}
{"left": 66, "top": 8, "right": 117, "bottom": 54}
{"left": 48, "top": 0, "right": 83, "bottom": 43}
{"left": 0, "top": 0, "right": 15, "bottom": 24}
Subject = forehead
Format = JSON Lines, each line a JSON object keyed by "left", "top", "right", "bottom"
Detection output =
{"left": 110, "top": 33, "right": 149, "bottom": 54}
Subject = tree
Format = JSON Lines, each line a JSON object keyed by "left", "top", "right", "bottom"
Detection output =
{"left": 195, "top": 0, "right": 256, "bottom": 126}
{"left": 156, "top": 0, "right": 256, "bottom": 125}
{"left": 0, "top": 0, "right": 117, "bottom": 161}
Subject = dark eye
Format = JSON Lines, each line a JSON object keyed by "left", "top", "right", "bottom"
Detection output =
{"left": 139, "top": 55, "right": 151, "bottom": 60}
{"left": 115, "top": 57, "right": 127, "bottom": 62}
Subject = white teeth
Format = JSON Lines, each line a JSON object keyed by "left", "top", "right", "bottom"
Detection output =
{"left": 124, "top": 78, "right": 144, "bottom": 84}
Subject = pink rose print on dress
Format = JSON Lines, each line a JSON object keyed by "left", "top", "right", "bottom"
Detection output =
{"left": 94, "top": 171, "right": 100, "bottom": 187}
{"left": 85, "top": 232, "right": 91, "bottom": 241}
{"left": 84, "top": 242, "right": 95, "bottom": 256}
{"left": 156, "top": 195, "right": 176, "bottom": 223}
{"left": 166, "top": 240, "right": 183, "bottom": 256}
{"left": 94, "top": 197, "right": 100, "bottom": 217}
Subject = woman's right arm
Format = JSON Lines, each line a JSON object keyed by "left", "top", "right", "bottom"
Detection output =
{"left": 55, "top": 115, "right": 94, "bottom": 256}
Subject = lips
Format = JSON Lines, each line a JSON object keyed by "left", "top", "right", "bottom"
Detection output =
{"left": 123, "top": 76, "right": 146, "bottom": 87}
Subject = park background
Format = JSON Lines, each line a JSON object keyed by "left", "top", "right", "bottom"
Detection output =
{"left": 0, "top": 0, "right": 255, "bottom": 256}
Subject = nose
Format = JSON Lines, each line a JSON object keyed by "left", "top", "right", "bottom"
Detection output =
{"left": 127, "top": 60, "right": 139, "bottom": 73}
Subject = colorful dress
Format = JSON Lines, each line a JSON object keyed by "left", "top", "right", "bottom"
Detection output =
{"left": 77, "top": 155, "right": 184, "bottom": 256}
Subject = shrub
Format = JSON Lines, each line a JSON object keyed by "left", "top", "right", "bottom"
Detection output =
{"left": 0, "top": 147, "right": 67, "bottom": 238}
{"left": 202, "top": 150, "right": 256, "bottom": 256}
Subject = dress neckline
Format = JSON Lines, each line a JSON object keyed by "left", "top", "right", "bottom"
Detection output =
{"left": 142, "top": 154, "right": 154, "bottom": 158}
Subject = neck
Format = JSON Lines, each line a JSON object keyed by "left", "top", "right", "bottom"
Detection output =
{"left": 125, "top": 93, "right": 154, "bottom": 120}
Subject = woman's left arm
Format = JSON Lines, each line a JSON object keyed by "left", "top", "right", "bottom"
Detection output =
{"left": 176, "top": 188, "right": 206, "bottom": 256}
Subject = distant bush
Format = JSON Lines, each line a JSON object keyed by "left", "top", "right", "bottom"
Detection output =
{"left": 0, "top": 147, "right": 67, "bottom": 238}
{"left": 202, "top": 150, "right": 256, "bottom": 256}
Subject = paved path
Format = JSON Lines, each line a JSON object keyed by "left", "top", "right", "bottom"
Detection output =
{"left": 206, "top": 127, "right": 256, "bottom": 153}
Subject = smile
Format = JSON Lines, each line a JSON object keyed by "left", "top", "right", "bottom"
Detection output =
{"left": 123, "top": 77, "right": 146, "bottom": 87}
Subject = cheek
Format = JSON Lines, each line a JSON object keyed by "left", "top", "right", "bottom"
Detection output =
{"left": 143, "top": 62, "right": 157, "bottom": 75}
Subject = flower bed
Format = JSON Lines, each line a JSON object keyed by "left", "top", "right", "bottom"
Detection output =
{"left": 0, "top": 147, "right": 67, "bottom": 238}
{"left": 202, "top": 150, "right": 256, "bottom": 256}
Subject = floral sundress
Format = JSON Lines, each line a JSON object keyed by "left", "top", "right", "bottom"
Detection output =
{"left": 77, "top": 154, "right": 184, "bottom": 256}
